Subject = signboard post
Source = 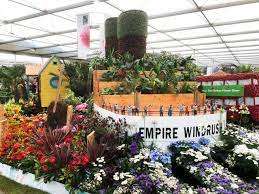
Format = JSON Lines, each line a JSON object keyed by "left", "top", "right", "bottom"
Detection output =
{"left": 202, "top": 85, "right": 244, "bottom": 97}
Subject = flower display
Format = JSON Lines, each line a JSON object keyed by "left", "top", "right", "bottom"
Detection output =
{"left": 170, "top": 140, "right": 257, "bottom": 194}
{"left": 0, "top": 102, "right": 258, "bottom": 193}
{"left": 211, "top": 123, "right": 259, "bottom": 180}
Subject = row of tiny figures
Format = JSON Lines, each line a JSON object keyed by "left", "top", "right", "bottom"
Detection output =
{"left": 102, "top": 103, "right": 218, "bottom": 116}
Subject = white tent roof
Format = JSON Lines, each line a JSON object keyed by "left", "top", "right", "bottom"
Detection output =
{"left": 0, "top": 0, "right": 259, "bottom": 65}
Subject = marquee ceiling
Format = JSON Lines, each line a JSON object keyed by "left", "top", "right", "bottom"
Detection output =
{"left": 0, "top": 0, "right": 259, "bottom": 65}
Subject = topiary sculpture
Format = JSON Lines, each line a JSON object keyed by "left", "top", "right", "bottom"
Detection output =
{"left": 105, "top": 17, "right": 118, "bottom": 57}
{"left": 117, "top": 10, "right": 148, "bottom": 59}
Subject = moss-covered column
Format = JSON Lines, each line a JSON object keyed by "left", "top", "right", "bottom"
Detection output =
{"left": 117, "top": 10, "right": 148, "bottom": 59}
{"left": 105, "top": 17, "right": 118, "bottom": 57}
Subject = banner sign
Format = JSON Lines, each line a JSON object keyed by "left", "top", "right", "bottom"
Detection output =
{"left": 94, "top": 104, "right": 226, "bottom": 150}
{"left": 77, "top": 14, "right": 90, "bottom": 59}
{"left": 202, "top": 85, "right": 244, "bottom": 97}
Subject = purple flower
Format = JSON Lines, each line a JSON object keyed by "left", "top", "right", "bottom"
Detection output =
{"left": 71, "top": 125, "right": 77, "bottom": 132}
{"left": 198, "top": 161, "right": 215, "bottom": 169}
{"left": 130, "top": 141, "right": 138, "bottom": 156}
{"left": 211, "top": 174, "right": 231, "bottom": 186}
{"left": 136, "top": 173, "right": 154, "bottom": 192}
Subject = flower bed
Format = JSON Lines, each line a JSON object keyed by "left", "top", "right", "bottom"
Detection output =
{"left": 0, "top": 102, "right": 258, "bottom": 193}
{"left": 169, "top": 140, "right": 257, "bottom": 193}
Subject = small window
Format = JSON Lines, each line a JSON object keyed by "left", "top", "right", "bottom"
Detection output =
{"left": 50, "top": 76, "right": 59, "bottom": 89}
{"left": 53, "top": 61, "right": 58, "bottom": 65}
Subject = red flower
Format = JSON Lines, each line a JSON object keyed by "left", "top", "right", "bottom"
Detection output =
{"left": 42, "top": 165, "right": 48, "bottom": 172}
{"left": 64, "top": 136, "right": 73, "bottom": 144}
{"left": 25, "top": 146, "right": 34, "bottom": 153}
{"left": 49, "top": 156, "right": 56, "bottom": 164}
{"left": 16, "top": 151, "right": 27, "bottom": 160}
{"left": 39, "top": 156, "right": 47, "bottom": 164}
{"left": 13, "top": 143, "right": 21, "bottom": 150}
{"left": 81, "top": 154, "right": 90, "bottom": 166}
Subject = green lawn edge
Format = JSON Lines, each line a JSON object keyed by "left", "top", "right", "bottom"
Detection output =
{"left": 0, "top": 175, "right": 48, "bottom": 194}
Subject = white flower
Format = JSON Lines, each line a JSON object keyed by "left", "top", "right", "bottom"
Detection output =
{"left": 190, "top": 166, "right": 197, "bottom": 173}
{"left": 97, "top": 157, "right": 105, "bottom": 163}
{"left": 113, "top": 173, "right": 120, "bottom": 181}
{"left": 117, "top": 144, "right": 125, "bottom": 150}
{"left": 121, "top": 179, "right": 128, "bottom": 185}
{"left": 187, "top": 188, "right": 194, "bottom": 194}
{"left": 230, "top": 183, "right": 239, "bottom": 189}
{"left": 94, "top": 173, "right": 102, "bottom": 182}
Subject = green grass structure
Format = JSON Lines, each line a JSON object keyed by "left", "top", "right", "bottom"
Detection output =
{"left": 117, "top": 10, "right": 148, "bottom": 59}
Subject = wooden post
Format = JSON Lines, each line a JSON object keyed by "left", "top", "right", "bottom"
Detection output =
{"left": 53, "top": 65, "right": 64, "bottom": 113}
{"left": 66, "top": 105, "right": 73, "bottom": 127}
{"left": 134, "top": 92, "right": 140, "bottom": 108}
{"left": 87, "top": 131, "right": 95, "bottom": 147}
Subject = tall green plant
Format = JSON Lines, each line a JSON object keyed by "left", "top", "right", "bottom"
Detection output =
{"left": 0, "top": 65, "right": 25, "bottom": 102}
{"left": 64, "top": 60, "right": 91, "bottom": 98}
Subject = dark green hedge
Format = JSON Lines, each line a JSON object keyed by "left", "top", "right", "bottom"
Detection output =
{"left": 117, "top": 10, "right": 148, "bottom": 38}
{"left": 105, "top": 17, "right": 118, "bottom": 38}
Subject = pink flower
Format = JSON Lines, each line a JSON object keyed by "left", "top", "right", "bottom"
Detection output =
{"left": 75, "top": 103, "right": 88, "bottom": 112}
{"left": 74, "top": 114, "right": 85, "bottom": 122}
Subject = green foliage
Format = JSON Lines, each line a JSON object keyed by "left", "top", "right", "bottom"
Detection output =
{"left": 220, "top": 64, "right": 255, "bottom": 74}
{"left": 235, "top": 64, "right": 255, "bottom": 73}
{"left": 63, "top": 90, "right": 83, "bottom": 106}
{"left": 0, "top": 65, "right": 25, "bottom": 102}
{"left": 177, "top": 82, "right": 195, "bottom": 93}
{"left": 101, "top": 87, "right": 115, "bottom": 95}
{"left": 105, "top": 17, "right": 118, "bottom": 38}
{"left": 99, "top": 52, "right": 201, "bottom": 94}
{"left": 117, "top": 10, "right": 148, "bottom": 38}
{"left": 64, "top": 60, "right": 91, "bottom": 98}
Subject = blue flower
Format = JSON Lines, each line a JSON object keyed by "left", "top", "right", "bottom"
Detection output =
{"left": 160, "top": 153, "right": 171, "bottom": 164}
{"left": 150, "top": 150, "right": 160, "bottom": 161}
{"left": 198, "top": 137, "right": 210, "bottom": 146}
{"left": 189, "top": 142, "right": 202, "bottom": 150}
